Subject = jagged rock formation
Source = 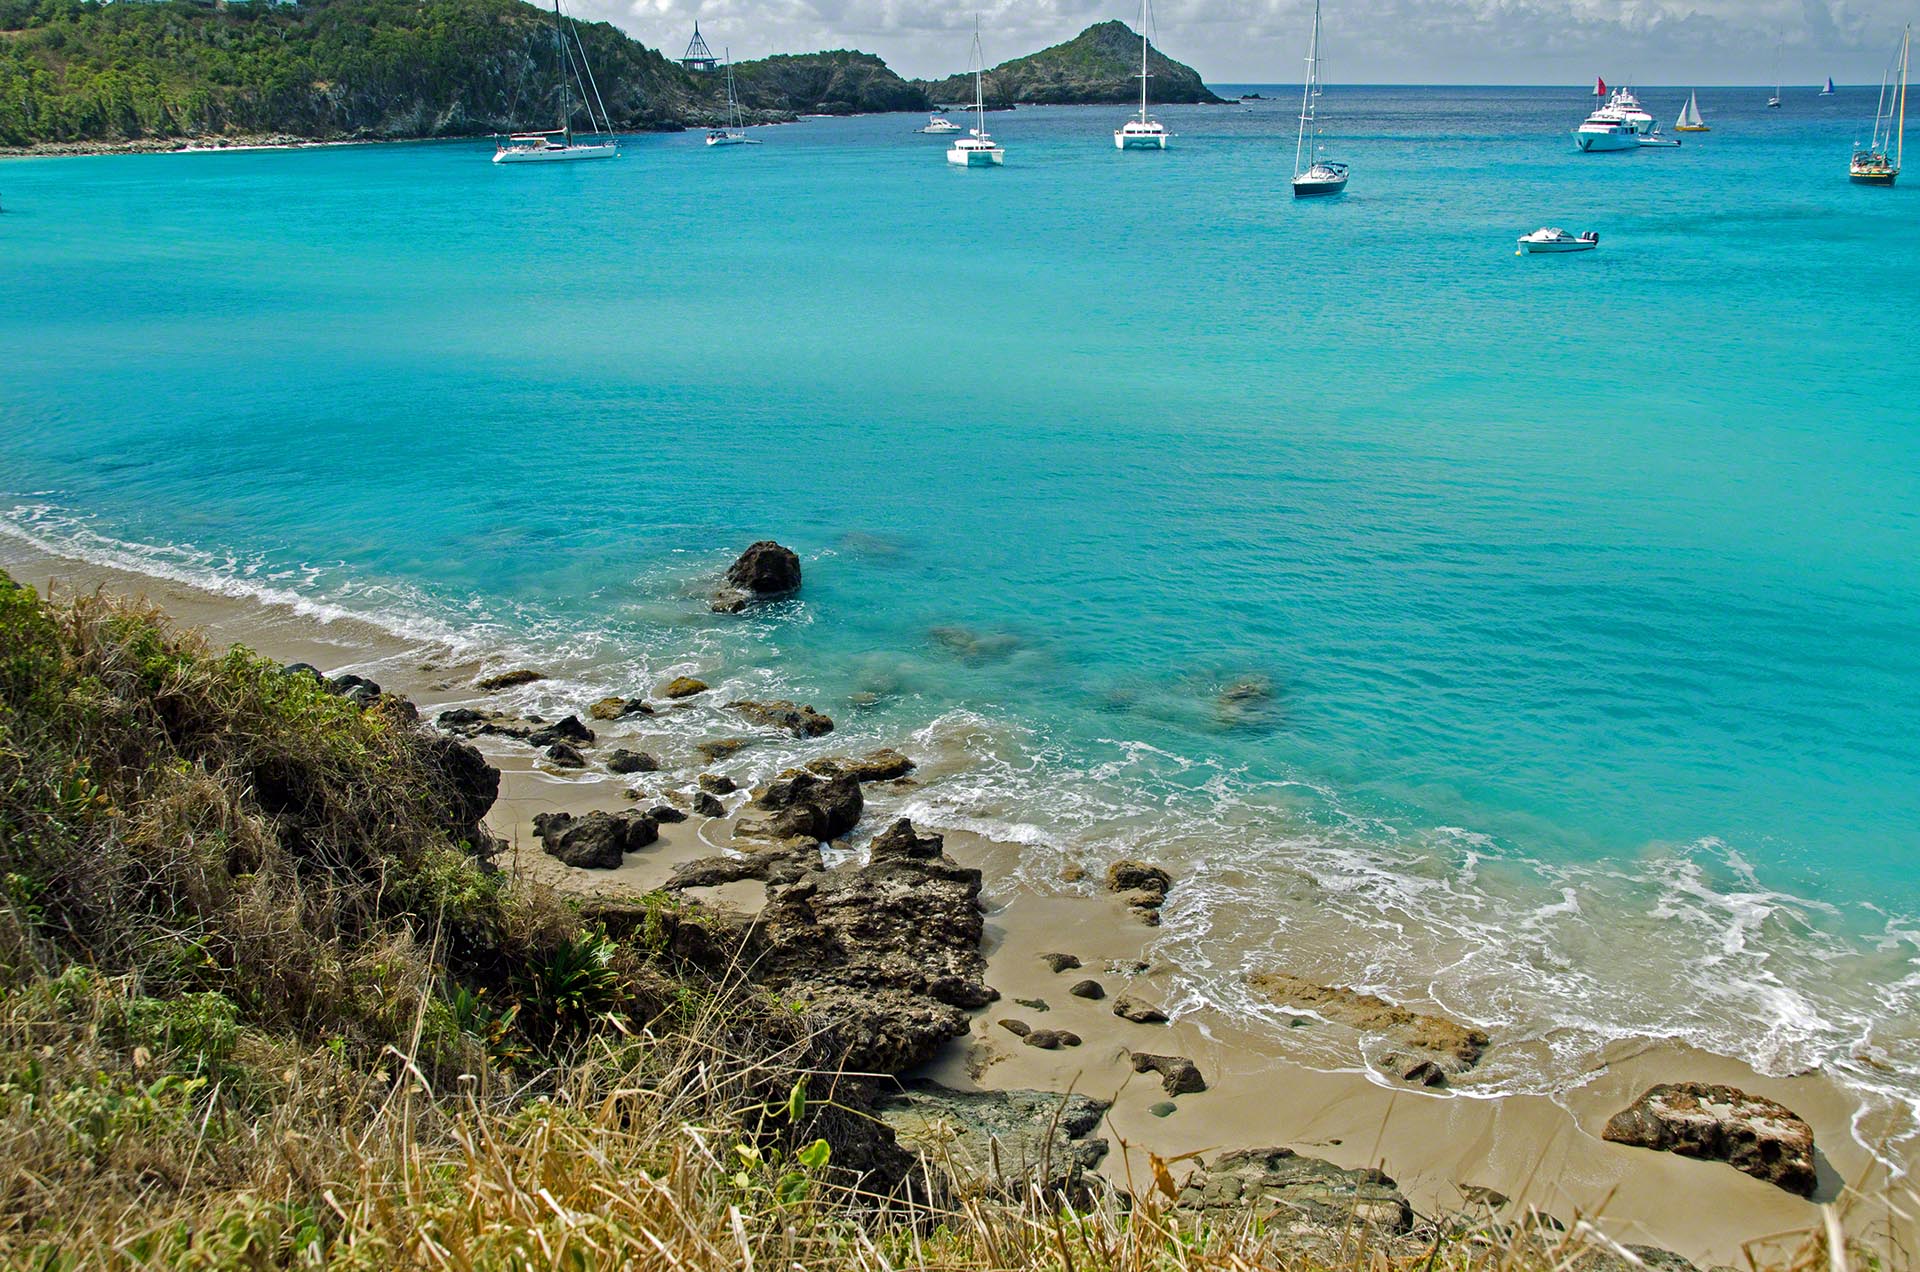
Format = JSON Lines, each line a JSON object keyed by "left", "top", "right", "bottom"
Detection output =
{"left": 918, "top": 21, "right": 1225, "bottom": 107}
{"left": 1602, "top": 1082, "right": 1817, "bottom": 1196}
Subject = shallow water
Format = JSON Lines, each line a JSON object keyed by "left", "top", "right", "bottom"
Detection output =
{"left": 3, "top": 85, "right": 1917, "bottom": 1150}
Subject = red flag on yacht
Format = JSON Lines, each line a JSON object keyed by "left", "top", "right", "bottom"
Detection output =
{"left": 1595, "top": 76, "right": 1607, "bottom": 97}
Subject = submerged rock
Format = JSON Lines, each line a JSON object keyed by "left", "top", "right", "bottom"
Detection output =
{"left": 698, "top": 773, "right": 738, "bottom": 795}
{"left": 589, "top": 695, "right": 651, "bottom": 720}
{"left": 476, "top": 668, "right": 545, "bottom": 691}
{"left": 728, "top": 698, "right": 834, "bottom": 737}
{"left": 1175, "top": 1147, "right": 1413, "bottom": 1235}
{"left": 658, "top": 676, "right": 710, "bottom": 699}
{"left": 1601, "top": 1082, "right": 1816, "bottom": 1196}
{"left": 532, "top": 810, "right": 658, "bottom": 869}
{"left": 527, "top": 714, "right": 594, "bottom": 747}
{"left": 1106, "top": 860, "right": 1174, "bottom": 923}
{"left": 712, "top": 540, "right": 802, "bottom": 612}
{"left": 1249, "top": 973, "right": 1490, "bottom": 1079}
{"left": 695, "top": 737, "right": 750, "bottom": 762}
{"left": 805, "top": 748, "right": 915, "bottom": 783}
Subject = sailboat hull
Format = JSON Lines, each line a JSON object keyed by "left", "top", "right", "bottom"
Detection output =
{"left": 1849, "top": 168, "right": 1899, "bottom": 185}
{"left": 493, "top": 143, "right": 618, "bottom": 164}
{"left": 1292, "top": 175, "right": 1348, "bottom": 197}
{"left": 1115, "top": 132, "right": 1170, "bottom": 149}
{"left": 947, "top": 146, "right": 1004, "bottom": 166}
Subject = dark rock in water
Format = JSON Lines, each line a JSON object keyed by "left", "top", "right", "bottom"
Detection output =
{"left": 1024, "top": 1029, "right": 1081, "bottom": 1050}
{"left": 532, "top": 809, "right": 658, "bottom": 869}
{"left": 1175, "top": 1147, "right": 1413, "bottom": 1235}
{"left": 648, "top": 804, "right": 688, "bottom": 824}
{"left": 1601, "top": 1082, "right": 1816, "bottom": 1196}
{"left": 437, "top": 706, "right": 484, "bottom": 728}
{"left": 527, "top": 714, "right": 593, "bottom": 747}
{"left": 736, "top": 768, "right": 862, "bottom": 843}
{"left": 1105, "top": 860, "right": 1173, "bottom": 900}
{"left": 543, "top": 742, "right": 587, "bottom": 768}
{"left": 999, "top": 1018, "right": 1033, "bottom": 1038}
{"left": 606, "top": 748, "right": 660, "bottom": 775}
{"left": 1215, "top": 674, "right": 1275, "bottom": 726}
{"left": 806, "top": 748, "right": 914, "bottom": 782}
{"left": 695, "top": 737, "right": 750, "bottom": 762}
{"left": 421, "top": 734, "right": 500, "bottom": 855}
{"left": 1249, "top": 973, "right": 1490, "bottom": 1077}
{"left": 589, "top": 695, "right": 651, "bottom": 721}
{"left": 659, "top": 675, "right": 710, "bottom": 699}
{"left": 1380, "top": 1051, "right": 1448, "bottom": 1087}
{"left": 729, "top": 698, "right": 834, "bottom": 738}
{"left": 712, "top": 540, "right": 802, "bottom": 612}
{"left": 876, "top": 1081, "right": 1110, "bottom": 1201}
{"left": 1113, "top": 994, "right": 1168, "bottom": 1024}
{"left": 1039, "top": 952, "right": 1082, "bottom": 974}
{"left": 477, "top": 668, "right": 544, "bottom": 691}
{"left": 1067, "top": 979, "right": 1105, "bottom": 1000}
{"left": 1130, "top": 1052, "right": 1206, "bottom": 1095}
{"left": 692, "top": 791, "right": 727, "bottom": 818}
{"left": 928, "top": 624, "right": 1021, "bottom": 662}
{"left": 698, "top": 773, "right": 738, "bottom": 795}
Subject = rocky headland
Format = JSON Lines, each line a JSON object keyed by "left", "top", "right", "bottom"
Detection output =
{"left": 916, "top": 21, "right": 1227, "bottom": 108}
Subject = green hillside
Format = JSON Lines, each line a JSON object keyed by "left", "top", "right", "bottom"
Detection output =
{"left": 919, "top": 20, "right": 1225, "bottom": 107}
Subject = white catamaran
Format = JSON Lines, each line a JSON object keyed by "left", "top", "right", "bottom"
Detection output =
{"left": 494, "top": 0, "right": 617, "bottom": 163}
{"left": 1851, "top": 25, "right": 1909, "bottom": 185}
{"left": 1114, "top": 0, "right": 1170, "bottom": 149}
{"left": 948, "top": 24, "right": 1005, "bottom": 167}
{"left": 1291, "top": 0, "right": 1347, "bottom": 195}
{"left": 707, "top": 51, "right": 759, "bottom": 146}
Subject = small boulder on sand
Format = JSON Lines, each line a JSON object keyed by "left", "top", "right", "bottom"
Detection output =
{"left": 1601, "top": 1082, "right": 1816, "bottom": 1196}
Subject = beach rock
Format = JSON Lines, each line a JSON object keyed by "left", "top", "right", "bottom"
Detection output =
{"left": 695, "top": 737, "right": 750, "bottom": 762}
{"left": 875, "top": 1081, "right": 1110, "bottom": 1201}
{"left": 1067, "top": 979, "right": 1105, "bottom": 1000}
{"left": 1130, "top": 1052, "right": 1206, "bottom": 1096}
{"left": 1175, "top": 1147, "right": 1413, "bottom": 1235}
{"left": 1215, "top": 674, "right": 1275, "bottom": 726}
{"left": 1600, "top": 1082, "right": 1816, "bottom": 1196}
{"left": 806, "top": 748, "right": 915, "bottom": 782}
{"left": 999, "top": 1018, "right": 1033, "bottom": 1038}
{"left": 1105, "top": 860, "right": 1172, "bottom": 900}
{"left": 692, "top": 791, "right": 727, "bottom": 818}
{"left": 588, "top": 695, "right": 651, "bottom": 720}
{"left": 1039, "top": 952, "right": 1082, "bottom": 974}
{"left": 648, "top": 804, "right": 687, "bottom": 823}
{"left": 1024, "top": 1029, "right": 1081, "bottom": 1050}
{"left": 477, "top": 668, "right": 545, "bottom": 691}
{"left": 605, "top": 748, "right": 660, "bottom": 775}
{"left": 712, "top": 540, "right": 802, "bottom": 612}
{"left": 1570, "top": 1246, "right": 1702, "bottom": 1272}
{"left": 436, "top": 706, "right": 484, "bottom": 728}
{"left": 543, "top": 742, "right": 587, "bottom": 768}
{"left": 527, "top": 714, "right": 594, "bottom": 747}
{"left": 728, "top": 698, "right": 834, "bottom": 738}
{"left": 1014, "top": 997, "right": 1049, "bottom": 1012}
{"left": 1380, "top": 1051, "right": 1448, "bottom": 1087}
{"left": 326, "top": 672, "right": 382, "bottom": 707}
{"left": 669, "top": 840, "right": 823, "bottom": 891}
{"left": 1150, "top": 1101, "right": 1178, "bottom": 1118}
{"left": 698, "top": 773, "right": 738, "bottom": 795}
{"left": 735, "top": 769, "right": 863, "bottom": 843}
{"left": 659, "top": 676, "right": 710, "bottom": 699}
{"left": 1059, "top": 864, "right": 1087, "bottom": 883}
{"left": 1113, "top": 994, "right": 1169, "bottom": 1024}
{"left": 1249, "top": 973, "right": 1490, "bottom": 1077}
{"left": 421, "top": 734, "right": 500, "bottom": 855}
{"left": 283, "top": 662, "right": 323, "bottom": 682}
{"left": 532, "top": 810, "right": 658, "bottom": 869}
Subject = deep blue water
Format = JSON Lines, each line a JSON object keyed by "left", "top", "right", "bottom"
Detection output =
{"left": 3, "top": 85, "right": 1917, "bottom": 1136}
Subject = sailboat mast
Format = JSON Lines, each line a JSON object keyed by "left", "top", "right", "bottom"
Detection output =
{"left": 1899, "top": 25, "right": 1910, "bottom": 170}
{"left": 1140, "top": 25, "right": 1149, "bottom": 124}
{"left": 1295, "top": 0, "right": 1320, "bottom": 176}
{"left": 552, "top": 0, "right": 572, "bottom": 143}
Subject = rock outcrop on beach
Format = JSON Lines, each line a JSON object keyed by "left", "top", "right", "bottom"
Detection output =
{"left": 532, "top": 809, "right": 658, "bottom": 869}
{"left": 877, "top": 1082, "right": 1109, "bottom": 1200}
{"left": 1601, "top": 1082, "right": 1817, "bottom": 1196}
{"left": 711, "top": 541, "right": 803, "bottom": 613}
{"left": 1106, "top": 859, "right": 1175, "bottom": 924}
{"left": 728, "top": 698, "right": 834, "bottom": 737}
{"left": 1249, "top": 973, "right": 1490, "bottom": 1084}
{"left": 917, "top": 21, "right": 1226, "bottom": 107}
{"left": 1176, "top": 1148, "right": 1414, "bottom": 1236}
{"left": 734, "top": 768, "right": 863, "bottom": 845}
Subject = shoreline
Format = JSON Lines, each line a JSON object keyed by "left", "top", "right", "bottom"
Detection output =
{"left": 2, "top": 536, "right": 1910, "bottom": 1264}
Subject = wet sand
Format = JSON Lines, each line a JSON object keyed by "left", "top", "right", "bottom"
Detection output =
{"left": 5, "top": 539, "right": 1909, "bottom": 1265}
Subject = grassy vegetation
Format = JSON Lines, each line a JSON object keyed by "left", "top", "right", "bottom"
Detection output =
{"left": 0, "top": 571, "right": 1894, "bottom": 1269}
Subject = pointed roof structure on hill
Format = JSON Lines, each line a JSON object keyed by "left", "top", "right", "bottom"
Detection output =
{"left": 681, "top": 22, "right": 719, "bottom": 72}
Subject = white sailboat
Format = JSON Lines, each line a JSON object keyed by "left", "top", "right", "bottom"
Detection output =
{"left": 494, "top": 0, "right": 618, "bottom": 163}
{"left": 948, "top": 24, "right": 1005, "bottom": 167}
{"left": 1768, "top": 40, "right": 1783, "bottom": 107}
{"left": 1675, "top": 91, "right": 1709, "bottom": 132}
{"left": 1822, "top": 76, "right": 1837, "bottom": 96}
{"left": 1114, "top": 0, "right": 1170, "bottom": 149}
{"left": 1850, "top": 25, "right": 1908, "bottom": 185}
{"left": 706, "top": 51, "right": 759, "bottom": 146}
{"left": 1291, "top": 0, "right": 1347, "bottom": 195}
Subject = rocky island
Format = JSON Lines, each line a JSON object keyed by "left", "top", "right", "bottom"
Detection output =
{"left": 916, "top": 20, "right": 1227, "bottom": 107}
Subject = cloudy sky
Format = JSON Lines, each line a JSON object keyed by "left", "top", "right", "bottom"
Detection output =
{"left": 586, "top": 0, "right": 1911, "bottom": 86}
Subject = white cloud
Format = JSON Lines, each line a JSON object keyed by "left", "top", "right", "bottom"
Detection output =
{"left": 583, "top": 0, "right": 1913, "bottom": 84}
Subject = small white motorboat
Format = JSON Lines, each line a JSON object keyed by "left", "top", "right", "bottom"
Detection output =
{"left": 1636, "top": 128, "right": 1682, "bottom": 147}
{"left": 919, "top": 113, "right": 961, "bottom": 134}
{"left": 1517, "top": 227, "right": 1600, "bottom": 254}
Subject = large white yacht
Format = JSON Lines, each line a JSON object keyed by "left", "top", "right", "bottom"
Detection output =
{"left": 1575, "top": 99, "right": 1640, "bottom": 151}
{"left": 493, "top": 0, "right": 618, "bottom": 164}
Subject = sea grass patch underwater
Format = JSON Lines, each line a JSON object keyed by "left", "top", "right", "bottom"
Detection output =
{"left": 0, "top": 571, "right": 1903, "bottom": 1270}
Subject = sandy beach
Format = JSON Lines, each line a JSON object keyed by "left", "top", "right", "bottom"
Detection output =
{"left": 4, "top": 535, "right": 1908, "bottom": 1266}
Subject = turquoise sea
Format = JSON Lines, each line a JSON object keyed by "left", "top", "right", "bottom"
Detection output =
{"left": 4, "top": 85, "right": 1918, "bottom": 1150}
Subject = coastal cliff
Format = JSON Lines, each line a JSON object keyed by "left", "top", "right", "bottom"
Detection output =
{"left": 729, "top": 50, "right": 932, "bottom": 116}
{"left": 918, "top": 20, "right": 1226, "bottom": 107}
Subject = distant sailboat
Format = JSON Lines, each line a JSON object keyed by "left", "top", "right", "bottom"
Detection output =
{"left": 493, "top": 0, "right": 618, "bottom": 163}
{"left": 1768, "top": 40, "right": 1783, "bottom": 107}
{"left": 1676, "top": 91, "right": 1710, "bottom": 132}
{"left": 1114, "top": 0, "right": 1171, "bottom": 149}
{"left": 1291, "top": 0, "right": 1348, "bottom": 196}
{"left": 947, "top": 22, "right": 1005, "bottom": 166}
{"left": 1822, "top": 76, "right": 1837, "bottom": 96}
{"left": 1850, "top": 25, "right": 1909, "bottom": 185}
{"left": 706, "top": 51, "right": 759, "bottom": 146}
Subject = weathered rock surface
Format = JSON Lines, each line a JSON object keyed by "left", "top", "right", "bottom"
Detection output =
{"left": 692, "top": 791, "right": 727, "bottom": 818}
{"left": 589, "top": 695, "right": 651, "bottom": 720}
{"left": 1113, "top": 994, "right": 1169, "bottom": 1024}
{"left": 606, "top": 748, "right": 660, "bottom": 775}
{"left": 527, "top": 714, "right": 594, "bottom": 747}
{"left": 698, "top": 773, "right": 738, "bottom": 795}
{"left": 658, "top": 676, "right": 709, "bottom": 699}
{"left": 1039, "top": 952, "right": 1082, "bottom": 974}
{"left": 875, "top": 1081, "right": 1109, "bottom": 1200}
{"left": 648, "top": 804, "right": 687, "bottom": 824}
{"left": 1175, "top": 1148, "right": 1413, "bottom": 1235}
{"left": 1068, "top": 979, "right": 1105, "bottom": 1000}
{"left": 1601, "top": 1082, "right": 1816, "bottom": 1196}
{"left": 806, "top": 748, "right": 915, "bottom": 782}
{"left": 532, "top": 810, "right": 658, "bottom": 869}
{"left": 1249, "top": 973, "right": 1490, "bottom": 1081}
{"left": 542, "top": 741, "right": 586, "bottom": 768}
{"left": 734, "top": 768, "right": 863, "bottom": 844}
{"left": 711, "top": 540, "right": 802, "bottom": 612}
{"left": 728, "top": 698, "right": 834, "bottom": 738}
{"left": 476, "top": 668, "right": 544, "bottom": 691}
{"left": 420, "top": 734, "right": 500, "bottom": 854}
{"left": 695, "top": 737, "right": 750, "bottom": 762}
{"left": 1130, "top": 1052, "right": 1206, "bottom": 1095}
{"left": 1024, "top": 1028, "right": 1081, "bottom": 1049}
{"left": 1106, "top": 859, "right": 1174, "bottom": 923}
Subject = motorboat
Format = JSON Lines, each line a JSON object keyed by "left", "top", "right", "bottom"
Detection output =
{"left": 1636, "top": 128, "right": 1682, "bottom": 147}
{"left": 1575, "top": 108, "right": 1639, "bottom": 151}
{"left": 1517, "top": 227, "right": 1600, "bottom": 254}
{"left": 919, "top": 113, "right": 961, "bottom": 133}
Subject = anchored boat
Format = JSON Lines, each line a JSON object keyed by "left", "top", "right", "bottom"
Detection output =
{"left": 1517, "top": 228, "right": 1599, "bottom": 254}
{"left": 494, "top": 0, "right": 617, "bottom": 163}
{"left": 948, "top": 23, "right": 1005, "bottom": 167}
{"left": 706, "top": 51, "right": 759, "bottom": 146}
{"left": 1676, "top": 91, "right": 1710, "bottom": 132}
{"left": 1291, "top": 0, "right": 1348, "bottom": 196}
{"left": 1851, "top": 25, "right": 1909, "bottom": 185}
{"left": 1114, "top": 0, "right": 1171, "bottom": 149}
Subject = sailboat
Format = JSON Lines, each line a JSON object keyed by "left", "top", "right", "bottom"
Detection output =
{"left": 1768, "top": 40, "right": 1783, "bottom": 107}
{"left": 1291, "top": 0, "right": 1347, "bottom": 196}
{"left": 1850, "top": 25, "right": 1909, "bottom": 185}
{"left": 1821, "top": 76, "right": 1837, "bottom": 96}
{"left": 1675, "top": 91, "right": 1710, "bottom": 132}
{"left": 1114, "top": 0, "right": 1170, "bottom": 149}
{"left": 947, "top": 23, "right": 1005, "bottom": 166}
{"left": 493, "top": 0, "right": 618, "bottom": 163}
{"left": 706, "top": 51, "right": 759, "bottom": 146}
